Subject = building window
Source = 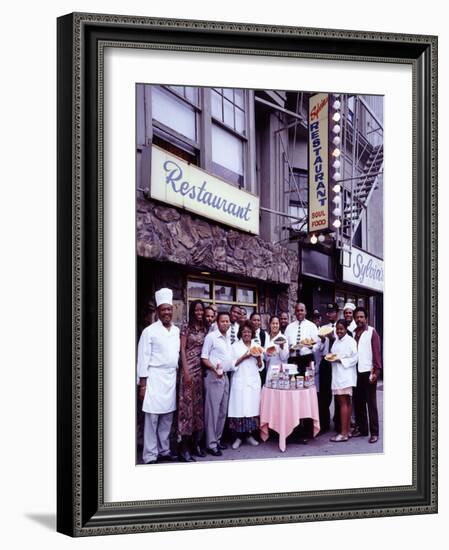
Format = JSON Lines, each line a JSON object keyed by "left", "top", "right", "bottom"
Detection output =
{"left": 147, "top": 84, "right": 251, "bottom": 189}
{"left": 210, "top": 88, "right": 247, "bottom": 187}
{"left": 288, "top": 169, "right": 308, "bottom": 232}
{"left": 152, "top": 86, "right": 199, "bottom": 143}
{"left": 187, "top": 276, "right": 258, "bottom": 316}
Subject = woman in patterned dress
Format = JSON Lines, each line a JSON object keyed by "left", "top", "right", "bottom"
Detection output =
{"left": 178, "top": 300, "right": 207, "bottom": 461}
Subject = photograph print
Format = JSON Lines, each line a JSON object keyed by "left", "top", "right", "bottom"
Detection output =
{"left": 135, "top": 83, "right": 384, "bottom": 465}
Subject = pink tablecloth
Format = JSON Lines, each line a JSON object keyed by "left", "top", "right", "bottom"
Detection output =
{"left": 259, "top": 386, "right": 320, "bottom": 452}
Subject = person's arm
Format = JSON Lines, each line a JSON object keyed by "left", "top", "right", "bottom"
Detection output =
{"left": 180, "top": 326, "right": 191, "bottom": 385}
{"left": 370, "top": 329, "right": 382, "bottom": 382}
{"left": 201, "top": 334, "right": 222, "bottom": 376}
{"left": 137, "top": 329, "right": 151, "bottom": 401}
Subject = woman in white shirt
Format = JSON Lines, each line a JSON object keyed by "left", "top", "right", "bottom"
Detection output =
{"left": 228, "top": 321, "right": 264, "bottom": 449}
{"left": 264, "top": 315, "right": 289, "bottom": 383}
{"left": 328, "top": 320, "right": 358, "bottom": 442}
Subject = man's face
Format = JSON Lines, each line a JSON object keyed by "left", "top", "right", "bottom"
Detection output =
{"left": 158, "top": 304, "right": 173, "bottom": 326}
{"left": 344, "top": 309, "right": 354, "bottom": 322}
{"left": 205, "top": 309, "right": 215, "bottom": 327}
{"left": 218, "top": 314, "right": 231, "bottom": 334}
{"left": 239, "top": 309, "right": 247, "bottom": 323}
{"left": 251, "top": 314, "right": 261, "bottom": 331}
{"left": 230, "top": 307, "right": 240, "bottom": 323}
{"left": 295, "top": 304, "right": 306, "bottom": 321}
{"left": 279, "top": 313, "right": 289, "bottom": 328}
{"left": 326, "top": 310, "right": 338, "bottom": 323}
{"left": 355, "top": 310, "right": 367, "bottom": 328}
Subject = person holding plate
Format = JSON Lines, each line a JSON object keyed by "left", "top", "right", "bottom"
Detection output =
{"left": 264, "top": 316, "right": 289, "bottom": 384}
{"left": 228, "top": 321, "right": 264, "bottom": 450}
{"left": 326, "top": 320, "right": 358, "bottom": 442}
{"left": 285, "top": 303, "right": 320, "bottom": 442}
{"left": 201, "top": 312, "right": 235, "bottom": 456}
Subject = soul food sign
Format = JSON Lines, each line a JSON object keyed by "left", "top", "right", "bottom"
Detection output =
{"left": 308, "top": 93, "right": 330, "bottom": 233}
{"left": 150, "top": 146, "right": 260, "bottom": 234}
{"left": 343, "top": 248, "right": 384, "bottom": 292}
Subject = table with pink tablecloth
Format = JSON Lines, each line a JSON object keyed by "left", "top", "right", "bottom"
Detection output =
{"left": 259, "top": 386, "right": 320, "bottom": 452}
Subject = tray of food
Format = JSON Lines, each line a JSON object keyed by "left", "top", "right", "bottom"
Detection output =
{"left": 318, "top": 326, "right": 334, "bottom": 337}
{"left": 324, "top": 353, "right": 339, "bottom": 362}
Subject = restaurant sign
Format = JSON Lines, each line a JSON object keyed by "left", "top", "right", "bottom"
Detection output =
{"left": 343, "top": 248, "right": 384, "bottom": 292}
{"left": 308, "top": 93, "right": 330, "bottom": 233}
{"left": 150, "top": 146, "right": 260, "bottom": 234}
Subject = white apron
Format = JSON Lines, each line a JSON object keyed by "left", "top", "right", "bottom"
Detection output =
{"left": 143, "top": 366, "right": 178, "bottom": 414}
{"left": 228, "top": 340, "right": 262, "bottom": 418}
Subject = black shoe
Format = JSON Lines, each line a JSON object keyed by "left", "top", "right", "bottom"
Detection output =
{"left": 158, "top": 452, "right": 178, "bottom": 462}
{"left": 179, "top": 450, "right": 196, "bottom": 462}
{"left": 207, "top": 447, "right": 222, "bottom": 457}
{"left": 296, "top": 438, "right": 308, "bottom": 445}
{"left": 192, "top": 445, "right": 206, "bottom": 458}
{"left": 351, "top": 429, "right": 368, "bottom": 438}
{"left": 217, "top": 442, "right": 228, "bottom": 450}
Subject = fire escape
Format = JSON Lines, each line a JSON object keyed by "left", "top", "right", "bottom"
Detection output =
{"left": 337, "top": 95, "right": 384, "bottom": 266}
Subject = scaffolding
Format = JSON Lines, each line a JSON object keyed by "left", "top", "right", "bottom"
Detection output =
{"left": 259, "top": 92, "right": 383, "bottom": 267}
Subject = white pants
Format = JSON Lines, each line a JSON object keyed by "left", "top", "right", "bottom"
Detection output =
{"left": 142, "top": 412, "right": 174, "bottom": 463}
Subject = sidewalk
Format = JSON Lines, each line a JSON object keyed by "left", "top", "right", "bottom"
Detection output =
{"left": 137, "top": 384, "right": 383, "bottom": 464}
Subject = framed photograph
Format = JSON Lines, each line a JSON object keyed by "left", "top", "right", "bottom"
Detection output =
{"left": 57, "top": 12, "right": 437, "bottom": 536}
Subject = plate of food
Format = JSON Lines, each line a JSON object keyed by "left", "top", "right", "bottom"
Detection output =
{"left": 272, "top": 335, "right": 287, "bottom": 345}
{"left": 265, "top": 345, "right": 277, "bottom": 356}
{"left": 250, "top": 345, "right": 264, "bottom": 357}
{"left": 318, "top": 326, "right": 334, "bottom": 337}
{"left": 325, "top": 353, "right": 339, "bottom": 362}
{"left": 300, "top": 337, "right": 316, "bottom": 346}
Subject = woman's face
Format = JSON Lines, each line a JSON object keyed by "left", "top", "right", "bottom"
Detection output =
{"left": 241, "top": 327, "right": 252, "bottom": 343}
{"left": 194, "top": 303, "right": 204, "bottom": 321}
{"left": 336, "top": 323, "right": 347, "bottom": 339}
{"left": 270, "top": 317, "right": 280, "bottom": 334}
{"left": 204, "top": 308, "right": 215, "bottom": 326}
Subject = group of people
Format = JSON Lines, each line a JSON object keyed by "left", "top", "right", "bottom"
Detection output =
{"left": 137, "top": 288, "right": 382, "bottom": 465}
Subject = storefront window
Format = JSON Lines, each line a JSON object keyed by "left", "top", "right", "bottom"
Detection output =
{"left": 187, "top": 279, "right": 211, "bottom": 300}
{"left": 215, "top": 283, "right": 234, "bottom": 302}
{"left": 237, "top": 287, "right": 255, "bottom": 304}
{"left": 187, "top": 276, "right": 257, "bottom": 313}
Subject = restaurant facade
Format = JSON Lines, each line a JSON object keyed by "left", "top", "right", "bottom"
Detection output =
{"left": 136, "top": 85, "right": 384, "bottom": 335}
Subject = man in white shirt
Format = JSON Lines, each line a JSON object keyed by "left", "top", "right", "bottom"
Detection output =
{"left": 201, "top": 312, "right": 234, "bottom": 456}
{"left": 343, "top": 302, "right": 357, "bottom": 335}
{"left": 137, "top": 288, "right": 180, "bottom": 464}
{"left": 227, "top": 305, "right": 241, "bottom": 345}
{"left": 317, "top": 302, "right": 339, "bottom": 434}
{"left": 285, "top": 303, "right": 320, "bottom": 442}
{"left": 285, "top": 302, "right": 320, "bottom": 374}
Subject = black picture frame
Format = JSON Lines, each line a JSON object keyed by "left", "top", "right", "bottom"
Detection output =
{"left": 57, "top": 12, "right": 438, "bottom": 537}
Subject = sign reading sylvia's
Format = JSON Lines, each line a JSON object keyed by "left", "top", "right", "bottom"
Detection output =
{"left": 343, "top": 248, "right": 384, "bottom": 292}
{"left": 308, "top": 93, "right": 329, "bottom": 233}
{"left": 150, "top": 146, "right": 260, "bottom": 234}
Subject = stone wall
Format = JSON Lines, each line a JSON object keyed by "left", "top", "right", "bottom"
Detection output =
{"left": 136, "top": 198, "right": 299, "bottom": 312}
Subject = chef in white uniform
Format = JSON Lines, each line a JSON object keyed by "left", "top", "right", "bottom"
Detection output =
{"left": 343, "top": 302, "right": 357, "bottom": 335}
{"left": 137, "top": 288, "right": 180, "bottom": 464}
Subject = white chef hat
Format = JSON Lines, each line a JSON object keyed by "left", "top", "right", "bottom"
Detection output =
{"left": 155, "top": 288, "right": 173, "bottom": 307}
{"left": 343, "top": 302, "right": 356, "bottom": 311}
